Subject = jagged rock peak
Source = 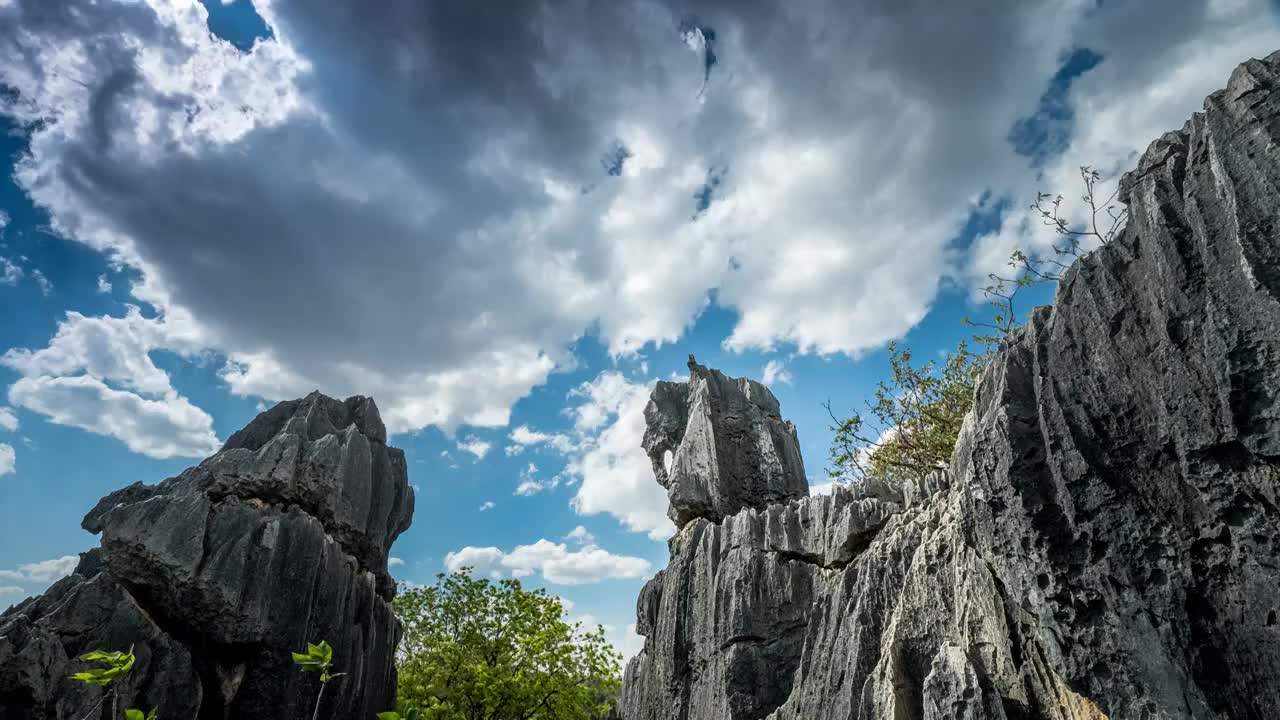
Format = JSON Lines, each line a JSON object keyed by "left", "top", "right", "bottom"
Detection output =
{"left": 643, "top": 356, "right": 808, "bottom": 528}
{"left": 0, "top": 393, "right": 413, "bottom": 719}
{"left": 223, "top": 390, "right": 388, "bottom": 450}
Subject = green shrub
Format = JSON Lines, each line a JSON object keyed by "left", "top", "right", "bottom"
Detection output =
{"left": 393, "top": 570, "right": 621, "bottom": 720}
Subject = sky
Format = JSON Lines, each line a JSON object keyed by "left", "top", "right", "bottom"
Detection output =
{"left": 0, "top": 0, "right": 1278, "bottom": 661}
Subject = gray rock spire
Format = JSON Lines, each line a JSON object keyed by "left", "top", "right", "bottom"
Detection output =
{"left": 643, "top": 359, "right": 808, "bottom": 528}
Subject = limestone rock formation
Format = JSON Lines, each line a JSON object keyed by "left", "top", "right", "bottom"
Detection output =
{"left": 644, "top": 356, "right": 808, "bottom": 528}
{"left": 0, "top": 393, "right": 414, "bottom": 720}
{"left": 620, "top": 50, "right": 1280, "bottom": 720}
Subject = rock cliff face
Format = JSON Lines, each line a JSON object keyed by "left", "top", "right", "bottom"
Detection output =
{"left": 620, "top": 50, "right": 1280, "bottom": 720}
{"left": 0, "top": 393, "right": 414, "bottom": 720}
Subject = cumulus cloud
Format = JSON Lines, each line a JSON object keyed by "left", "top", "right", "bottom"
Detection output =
{"left": 1, "top": 309, "right": 220, "bottom": 459}
{"left": 445, "top": 539, "right": 650, "bottom": 585}
{"left": 479, "top": 501, "right": 495, "bottom": 511}
{"left": 0, "top": 407, "right": 17, "bottom": 432}
{"left": 514, "top": 461, "right": 562, "bottom": 496}
{"left": 0, "top": 257, "right": 20, "bottom": 286}
{"left": 566, "top": 372, "right": 674, "bottom": 539}
{"left": 0, "top": 554, "right": 79, "bottom": 584}
{"left": 388, "top": 557, "right": 405, "bottom": 567}
{"left": 565, "top": 525, "right": 596, "bottom": 545}
{"left": 0, "top": 0, "right": 1274, "bottom": 460}
{"left": 761, "top": 359, "right": 792, "bottom": 387}
{"left": 96, "top": 274, "right": 113, "bottom": 294}
{"left": 457, "top": 436, "right": 492, "bottom": 461}
{"left": 0, "top": 443, "right": 13, "bottom": 477}
{"left": 507, "top": 425, "right": 576, "bottom": 456}
{"left": 8, "top": 374, "right": 219, "bottom": 460}
{"left": 808, "top": 479, "right": 838, "bottom": 496}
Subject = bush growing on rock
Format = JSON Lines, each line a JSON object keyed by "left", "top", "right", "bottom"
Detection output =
{"left": 826, "top": 340, "right": 984, "bottom": 496}
{"left": 392, "top": 570, "right": 621, "bottom": 720}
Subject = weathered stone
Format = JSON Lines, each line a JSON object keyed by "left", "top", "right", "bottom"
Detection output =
{"left": 0, "top": 393, "right": 413, "bottom": 720}
{"left": 644, "top": 357, "right": 808, "bottom": 528}
{"left": 621, "top": 50, "right": 1280, "bottom": 720}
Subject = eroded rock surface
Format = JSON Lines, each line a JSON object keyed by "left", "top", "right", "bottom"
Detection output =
{"left": 0, "top": 392, "right": 414, "bottom": 720}
{"left": 644, "top": 356, "right": 808, "bottom": 528}
{"left": 621, "top": 50, "right": 1280, "bottom": 720}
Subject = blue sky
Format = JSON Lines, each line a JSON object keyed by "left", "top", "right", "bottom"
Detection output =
{"left": 0, "top": 0, "right": 1277, "bottom": 657}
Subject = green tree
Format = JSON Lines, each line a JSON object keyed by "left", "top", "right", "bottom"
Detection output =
{"left": 393, "top": 570, "right": 621, "bottom": 720}
{"left": 826, "top": 340, "right": 984, "bottom": 495}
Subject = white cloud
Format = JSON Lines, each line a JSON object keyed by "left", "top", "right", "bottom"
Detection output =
{"left": 0, "top": 0, "right": 1274, "bottom": 457}
{"left": 479, "top": 500, "right": 495, "bottom": 511}
{"left": 0, "top": 554, "right": 78, "bottom": 584}
{"left": 457, "top": 435, "right": 492, "bottom": 461}
{"left": 441, "top": 546, "right": 507, "bottom": 580}
{"left": 445, "top": 539, "right": 651, "bottom": 585}
{"left": 612, "top": 622, "right": 647, "bottom": 664}
{"left": 507, "top": 425, "right": 576, "bottom": 456}
{"left": 0, "top": 257, "right": 20, "bottom": 285}
{"left": 0, "top": 585, "right": 24, "bottom": 596}
{"left": 565, "top": 525, "right": 595, "bottom": 545}
{"left": 0, "top": 443, "right": 13, "bottom": 477}
{"left": 0, "top": 407, "right": 17, "bottom": 432}
{"left": 96, "top": 274, "right": 112, "bottom": 293}
{"left": 567, "top": 372, "right": 674, "bottom": 540}
{"left": 514, "top": 461, "right": 561, "bottom": 496}
{"left": 1, "top": 309, "right": 220, "bottom": 459}
{"left": 388, "top": 557, "right": 405, "bottom": 567}
{"left": 808, "top": 480, "right": 838, "bottom": 496}
{"left": 7, "top": 375, "right": 219, "bottom": 460}
{"left": 761, "top": 359, "right": 792, "bottom": 387}
{"left": 30, "top": 269, "right": 52, "bottom": 296}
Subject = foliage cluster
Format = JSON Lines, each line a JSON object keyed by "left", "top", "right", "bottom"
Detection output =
{"left": 393, "top": 570, "right": 622, "bottom": 720}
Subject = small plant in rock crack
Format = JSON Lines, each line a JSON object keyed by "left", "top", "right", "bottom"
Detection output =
{"left": 69, "top": 646, "right": 157, "bottom": 720}
{"left": 293, "top": 640, "right": 346, "bottom": 720}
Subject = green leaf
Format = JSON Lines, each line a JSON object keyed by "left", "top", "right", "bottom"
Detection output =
{"left": 376, "top": 712, "right": 402, "bottom": 720}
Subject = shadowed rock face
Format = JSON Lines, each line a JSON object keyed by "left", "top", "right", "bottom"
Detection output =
{"left": 621, "top": 50, "right": 1280, "bottom": 720}
{"left": 0, "top": 392, "right": 414, "bottom": 720}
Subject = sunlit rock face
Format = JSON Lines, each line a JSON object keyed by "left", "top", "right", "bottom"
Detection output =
{"left": 643, "top": 356, "right": 809, "bottom": 529}
{"left": 620, "top": 50, "right": 1280, "bottom": 720}
{"left": 0, "top": 393, "right": 414, "bottom": 720}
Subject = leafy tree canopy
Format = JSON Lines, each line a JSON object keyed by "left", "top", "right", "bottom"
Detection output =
{"left": 393, "top": 570, "right": 621, "bottom": 720}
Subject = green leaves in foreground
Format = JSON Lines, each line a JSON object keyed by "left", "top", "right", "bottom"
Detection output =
{"left": 292, "top": 640, "right": 343, "bottom": 683}
{"left": 124, "top": 709, "right": 158, "bottom": 720}
{"left": 377, "top": 709, "right": 420, "bottom": 720}
{"left": 70, "top": 646, "right": 136, "bottom": 687}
